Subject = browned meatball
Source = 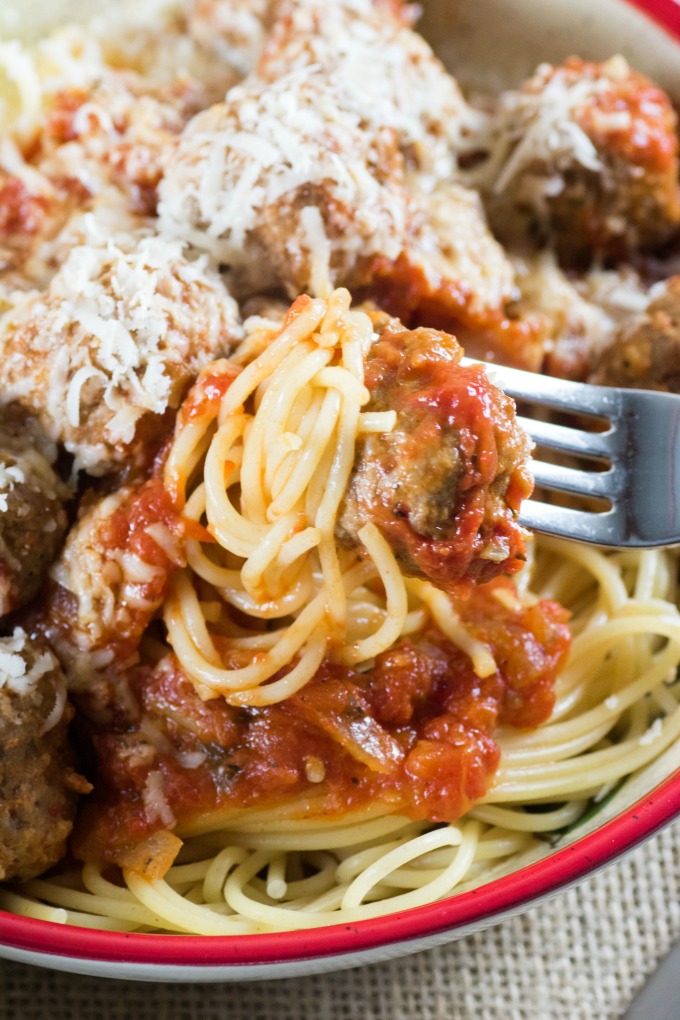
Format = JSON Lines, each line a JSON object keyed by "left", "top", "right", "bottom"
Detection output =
{"left": 337, "top": 318, "right": 533, "bottom": 595}
{"left": 0, "top": 409, "right": 69, "bottom": 618}
{"left": 474, "top": 57, "right": 680, "bottom": 264}
{"left": 33, "top": 477, "right": 183, "bottom": 690}
{"left": 0, "top": 629, "right": 89, "bottom": 882}
{"left": 158, "top": 70, "right": 414, "bottom": 298}
{"left": 590, "top": 276, "right": 680, "bottom": 391}
{"left": 257, "top": 0, "right": 474, "bottom": 181}
{"left": 0, "top": 230, "right": 242, "bottom": 475}
{"left": 363, "top": 181, "right": 545, "bottom": 371}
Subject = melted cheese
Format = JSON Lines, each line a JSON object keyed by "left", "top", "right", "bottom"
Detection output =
{"left": 144, "top": 522, "right": 185, "bottom": 564}
{"left": 50, "top": 485, "right": 174, "bottom": 646}
{"left": 143, "top": 768, "right": 177, "bottom": 827}
{"left": 51, "top": 490, "right": 123, "bottom": 638}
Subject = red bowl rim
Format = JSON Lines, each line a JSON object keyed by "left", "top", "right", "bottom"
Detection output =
{"left": 2, "top": 0, "right": 680, "bottom": 972}
{"left": 2, "top": 767, "right": 679, "bottom": 965}
{"left": 624, "top": 0, "right": 680, "bottom": 36}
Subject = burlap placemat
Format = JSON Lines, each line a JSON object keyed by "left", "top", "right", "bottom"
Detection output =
{"left": 1, "top": 819, "right": 678, "bottom": 1020}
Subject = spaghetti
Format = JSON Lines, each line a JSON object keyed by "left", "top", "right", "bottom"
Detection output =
{"left": 163, "top": 288, "right": 412, "bottom": 707}
{"left": 161, "top": 286, "right": 529, "bottom": 709}
{"left": 5, "top": 540, "right": 680, "bottom": 933}
{"left": 0, "top": 0, "right": 680, "bottom": 941}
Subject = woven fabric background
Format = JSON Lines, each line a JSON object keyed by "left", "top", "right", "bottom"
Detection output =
{"left": 1, "top": 819, "right": 678, "bottom": 1020}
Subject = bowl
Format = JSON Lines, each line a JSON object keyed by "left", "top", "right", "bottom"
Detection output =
{"left": 1, "top": 0, "right": 679, "bottom": 982}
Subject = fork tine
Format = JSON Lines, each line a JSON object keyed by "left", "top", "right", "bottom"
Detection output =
{"left": 465, "top": 356, "right": 680, "bottom": 547}
{"left": 530, "top": 460, "right": 619, "bottom": 500}
{"left": 517, "top": 416, "right": 613, "bottom": 460}
{"left": 481, "top": 363, "right": 617, "bottom": 418}
{"left": 519, "top": 501, "right": 620, "bottom": 543}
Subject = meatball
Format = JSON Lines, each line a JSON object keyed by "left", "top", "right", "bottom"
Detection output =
{"left": 590, "top": 276, "right": 680, "bottom": 391}
{"left": 96, "top": 3, "right": 246, "bottom": 109}
{"left": 0, "top": 409, "right": 69, "bottom": 618}
{"left": 473, "top": 57, "right": 680, "bottom": 263}
{"left": 415, "top": 184, "right": 517, "bottom": 324}
{"left": 0, "top": 119, "right": 161, "bottom": 292}
{"left": 35, "top": 74, "right": 188, "bottom": 218}
{"left": 0, "top": 230, "right": 242, "bottom": 474}
{"left": 158, "top": 70, "right": 414, "bottom": 298}
{"left": 0, "top": 149, "right": 86, "bottom": 285}
{"left": 0, "top": 628, "right": 88, "bottom": 882}
{"left": 365, "top": 181, "right": 545, "bottom": 370}
{"left": 0, "top": 40, "right": 197, "bottom": 277}
{"left": 337, "top": 319, "right": 533, "bottom": 595}
{"left": 33, "top": 478, "right": 183, "bottom": 690}
{"left": 511, "top": 253, "right": 618, "bottom": 380}
{"left": 257, "top": 0, "right": 476, "bottom": 180}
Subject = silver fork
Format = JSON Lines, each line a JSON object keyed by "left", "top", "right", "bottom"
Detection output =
{"left": 477, "top": 362, "right": 680, "bottom": 548}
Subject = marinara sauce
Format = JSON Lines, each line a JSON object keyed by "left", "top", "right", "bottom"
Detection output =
{"left": 73, "top": 578, "right": 570, "bottom": 871}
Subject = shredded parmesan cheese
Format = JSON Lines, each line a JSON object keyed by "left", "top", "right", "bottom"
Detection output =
{"left": 143, "top": 769, "right": 177, "bottom": 827}
{"left": 0, "top": 230, "right": 242, "bottom": 472}
{"left": 186, "top": 0, "right": 269, "bottom": 78}
{"left": 466, "top": 59, "right": 631, "bottom": 214}
{"left": 259, "top": 0, "right": 482, "bottom": 181}
{"left": 0, "top": 627, "right": 56, "bottom": 696}
{"left": 158, "top": 68, "right": 412, "bottom": 296}
{"left": 639, "top": 717, "right": 664, "bottom": 746}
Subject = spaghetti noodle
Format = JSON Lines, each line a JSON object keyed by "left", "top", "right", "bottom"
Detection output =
{"left": 161, "top": 286, "right": 529, "bottom": 709}
{"left": 163, "top": 288, "right": 411, "bottom": 707}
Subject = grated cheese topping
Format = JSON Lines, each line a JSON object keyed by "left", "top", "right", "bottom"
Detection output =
{"left": 143, "top": 768, "right": 177, "bottom": 826}
{"left": 87, "top": 0, "right": 249, "bottom": 104}
{"left": 144, "top": 521, "right": 185, "bottom": 563}
{"left": 158, "top": 67, "right": 413, "bottom": 295}
{"left": 0, "top": 136, "right": 53, "bottom": 197}
{"left": 0, "top": 460, "right": 25, "bottom": 512}
{"left": 412, "top": 180, "right": 517, "bottom": 318}
{"left": 32, "top": 69, "right": 187, "bottom": 204}
{"left": 0, "top": 626, "right": 57, "bottom": 697}
{"left": 467, "top": 59, "right": 632, "bottom": 206}
{"left": 639, "top": 717, "right": 664, "bottom": 746}
{"left": 50, "top": 484, "right": 183, "bottom": 651}
{"left": 50, "top": 490, "right": 124, "bottom": 644}
{"left": 140, "top": 712, "right": 207, "bottom": 769}
{"left": 580, "top": 265, "right": 652, "bottom": 319}
{"left": 513, "top": 252, "right": 616, "bottom": 365}
{"left": 0, "top": 26, "right": 108, "bottom": 143}
{"left": 186, "top": 0, "right": 271, "bottom": 78}
{"left": 0, "top": 227, "right": 242, "bottom": 472}
{"left": 258, "top": 0, "right": 481, "bottom": 182}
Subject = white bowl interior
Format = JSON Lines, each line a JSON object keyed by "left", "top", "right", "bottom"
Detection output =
{"left": 421, "top": 0, "right": 680, "bottom": 96}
